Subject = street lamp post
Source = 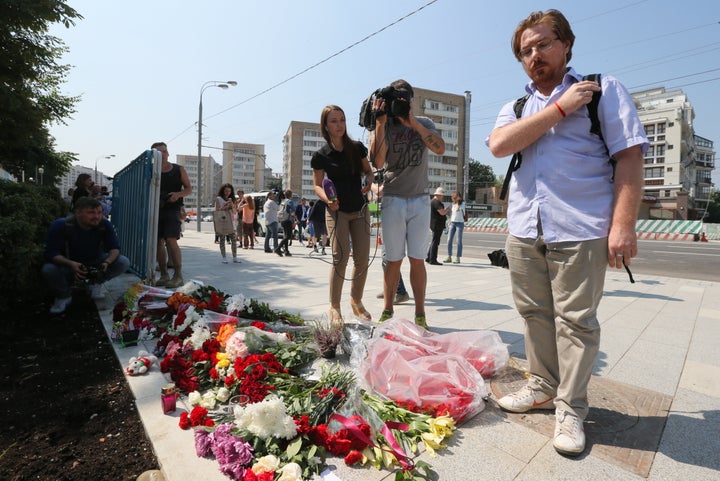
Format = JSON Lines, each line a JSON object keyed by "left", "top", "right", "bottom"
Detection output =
{"left": 38, "top": 167, "right": 44, "bottom": 185}
{"left": 94, "top": 154, "right": 116, "bottom": 185}
{"left": 197, "top": 80, "right": 237, "bottom": 232}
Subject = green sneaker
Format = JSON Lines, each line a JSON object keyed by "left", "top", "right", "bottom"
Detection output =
{"left": 378, "top": 310, "right": 394, "bottom": 323}
{"left": 414, "top": 313, "right": 428, "bottom": 329}
{"left": 443, "top": 256, "right": 452, "bottom": 263}
{"left": 453, "top": 257, "right": 460, "bottom": 264}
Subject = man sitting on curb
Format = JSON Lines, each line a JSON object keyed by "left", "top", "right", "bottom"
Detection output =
{"left": 42, "top": 196, "right": 130, "bottom": 314}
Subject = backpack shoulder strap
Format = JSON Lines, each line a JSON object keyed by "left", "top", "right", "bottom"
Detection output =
{"left": 513, "top": 94, "right": 530, "bottom": 119}
{"left": 583, "top": 74, "right": 603, "bottom": 141}
{"left": 499, "top": 95, "right": 530, "bottom": 201}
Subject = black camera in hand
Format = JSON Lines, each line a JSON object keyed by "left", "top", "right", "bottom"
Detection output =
{"left": 81, "top": 264, "right": 105, "bottom": 284}
{"left": 359, "top": 85, "right": 412, "bottom": 131}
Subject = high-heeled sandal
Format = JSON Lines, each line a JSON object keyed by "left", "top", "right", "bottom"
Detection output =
{"left": 350, "top": 301, "right": 372, "bottom": 322}
{"left": 328, "top": 307, "right": 344, "bottom": 329}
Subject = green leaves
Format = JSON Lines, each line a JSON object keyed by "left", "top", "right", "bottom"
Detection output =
{"left": 0, "top": 0, "right": 82, "bottom": 180}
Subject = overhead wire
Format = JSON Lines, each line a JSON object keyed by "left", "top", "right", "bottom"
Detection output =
{"left": 166, "top": 0, "right": 440, "bottom": 145}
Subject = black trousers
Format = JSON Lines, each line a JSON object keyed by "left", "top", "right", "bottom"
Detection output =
{"left": 427, "top": 225, "right": 444, "bottom": 262}
{"left": 278, "top": 220, "right": 294, "bottom": 253}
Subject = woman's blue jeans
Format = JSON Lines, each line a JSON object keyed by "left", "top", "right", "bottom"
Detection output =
{"left": 447, "top": 222, "right": 464, "bottom": 257}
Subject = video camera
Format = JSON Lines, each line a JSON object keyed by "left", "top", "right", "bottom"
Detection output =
{"left": 358, "top": 85, "right": 412, "bottom": 131}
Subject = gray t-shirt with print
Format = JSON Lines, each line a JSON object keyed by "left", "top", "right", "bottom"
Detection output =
{"left": 379, "top": 116, "right": 438, "bottom": 198}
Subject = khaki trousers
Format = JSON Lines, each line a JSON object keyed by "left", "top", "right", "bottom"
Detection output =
{"left": 325, "top": 208, "right": 371, "bottom": 306}
{"left": 505, "top": 234, "right": 607, "bottom": 419}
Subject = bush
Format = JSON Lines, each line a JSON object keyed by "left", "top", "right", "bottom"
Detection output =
{"left": 0, "top": 180, "right": 67, "bottom": 311}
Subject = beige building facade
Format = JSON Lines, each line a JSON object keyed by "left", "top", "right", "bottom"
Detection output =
{"left": 283, "top": 121, "right": 323, "bottom": 200}
{"left": 634, "top": 87, "right": 715, "bottom": 220}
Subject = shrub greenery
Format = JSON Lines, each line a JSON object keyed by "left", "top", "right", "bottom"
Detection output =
{"left": 0, "top": 180, "right": 68, "bottom": 310}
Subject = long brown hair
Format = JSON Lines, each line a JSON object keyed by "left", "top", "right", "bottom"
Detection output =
{"left": 243, "top": 195, "right": 255, "bottom": 210}
{"left": 320, "top": 104, "right": 362, "bottom": 174}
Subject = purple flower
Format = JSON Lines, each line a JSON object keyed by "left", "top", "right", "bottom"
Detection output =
{"left": 210, "top": 423, "right": 254, "bottom": 466}
{"left": 194, "top": 429, "right": 213, "bottom": 457}
{"left": 219, "top": 462, "right": 247, "bottom": 481}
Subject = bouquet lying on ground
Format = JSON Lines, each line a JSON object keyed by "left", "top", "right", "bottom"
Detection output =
{"left": 115, "top": 280, "right": 508, "bottom": 481}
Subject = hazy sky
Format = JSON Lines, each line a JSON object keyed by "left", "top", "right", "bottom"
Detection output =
{"left": 49, "top": 0, "right": 720, "bottom": 184}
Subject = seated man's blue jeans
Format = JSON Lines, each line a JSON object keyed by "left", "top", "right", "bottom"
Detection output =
{"left": 42, "top": 255, "right": 131, "bottom": 298}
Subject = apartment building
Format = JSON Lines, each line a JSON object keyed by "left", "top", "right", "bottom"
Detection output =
{"left": 176, "top": 154, "right": 218, "bottom": 210}
{"left": 283, "top": 121, "right": 323, "bottom": 200}
{"left": 634, "top": 87, "right": 716, "bottom": 220}
{"left": 221, "top": 141, "right": 271, "bottom": 195}
{"left": 412, "top": 87, "right": 470, "bottom": 198}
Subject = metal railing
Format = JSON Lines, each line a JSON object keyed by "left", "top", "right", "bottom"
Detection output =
{"left": 110, "top": 150, "right": 161, "bottom": 281}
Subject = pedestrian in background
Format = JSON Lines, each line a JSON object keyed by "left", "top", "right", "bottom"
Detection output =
{"left": 214, "top": 183, "right": 239, "bottom": 264}
{"left": 263, "top": 191, "right": 280, "bottom": 253}
{"left": 487, "top": 9, "right": 647, "bottom": 456}
{"left": 276, "top": 189, "right": 296, "bottom": 257}
{"left": 71, "top": 173, "right": 93, "bottom": 211}
{"left": 307, "top": 200, "right": 328, "bottom": 255}
{"left": 426, "top": 187, "right": 450, "bottom": 266}
{"left": 240, "top": 195, "right": 255, "bottom": 249}
{"left": 445, "top": 190, "right": 466, "bottom": 263}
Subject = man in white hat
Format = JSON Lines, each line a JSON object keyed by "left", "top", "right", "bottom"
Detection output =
{"left": 426, "top": 187, "right": 450, "bottom": 266}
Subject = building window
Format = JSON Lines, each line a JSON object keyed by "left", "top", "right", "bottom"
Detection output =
{"left": 657, "top": 123, "right": 666, "bottom": 134}
{"left": 645, "top": 125, "right": 655, "bottom": 136}
{"left": 644, "top": 167, "right": 664, "bottom": 178}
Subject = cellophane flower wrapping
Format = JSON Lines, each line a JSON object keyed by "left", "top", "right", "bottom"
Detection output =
{"left": 359, "top": 318, "right": 508, "bottom": 421}
{"left": 374, "top": 317, "right": 509, "bottom": 377}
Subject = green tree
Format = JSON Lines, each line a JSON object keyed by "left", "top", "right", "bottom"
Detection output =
{"left": 267, "top": 178, "right": 283, "bottom": 192}
{"left": 467, "top": 158, "right": 496, "bottom": 200}
{"left": 0, "top": 1, "right": 82, "bottom": 183}
{"left": 705, "top": 190, "right": 720, "bottom": 223}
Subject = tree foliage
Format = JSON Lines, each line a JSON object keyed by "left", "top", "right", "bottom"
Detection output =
{"left": 705, "top": 189, "right": 720, "bottom": 223}
{"left": 0, "top": 0, "right": 82, "bottom": 182}
{"left": 467, "top": 158, "right": 496, "bottom": 200}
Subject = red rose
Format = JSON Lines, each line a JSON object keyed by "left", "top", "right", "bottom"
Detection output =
{"left": 344, "top": 450, "right": 363, "bottom": 465}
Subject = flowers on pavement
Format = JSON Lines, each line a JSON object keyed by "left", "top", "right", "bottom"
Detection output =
{"left": 115, "top": 280, "right": 508, "bottom": 481}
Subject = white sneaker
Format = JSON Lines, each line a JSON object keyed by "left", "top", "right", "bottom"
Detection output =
{"left": 496, "top": 384, "right": 555, "bottom": 413}
{"left": 233, "top": 257, "right": 241, "bottom": 263}
{"left": 50, "top": 296, "right": 72, "bottom": 314}
{"left": 89, "top": 284, "right": 106, "bottom": 300}
{"left": 222, "top": 257, "right": 229, "bottom": 264}
{"left": 553, "top": 409, "right": 585, "bottom": 455}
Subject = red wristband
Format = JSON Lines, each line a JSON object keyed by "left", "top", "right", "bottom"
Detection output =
{"left": 554, "top": 102, "right": 566, "bottom": 118}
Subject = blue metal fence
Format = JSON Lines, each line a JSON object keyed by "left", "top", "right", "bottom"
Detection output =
{"left": 110, "top": 150, "right": 161, "bottom": 281}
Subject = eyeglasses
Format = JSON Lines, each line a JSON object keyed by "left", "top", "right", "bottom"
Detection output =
{"left": 518, "top": 37, "right": 559, "bottom": 60}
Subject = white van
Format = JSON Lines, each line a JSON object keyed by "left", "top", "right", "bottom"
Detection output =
{"left": 246, "top": 191, "right": 299, "bottom": 239}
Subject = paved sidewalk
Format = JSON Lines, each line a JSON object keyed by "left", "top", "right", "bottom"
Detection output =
{"left": 97, "top": 230, "right": 720, "bottom": 481}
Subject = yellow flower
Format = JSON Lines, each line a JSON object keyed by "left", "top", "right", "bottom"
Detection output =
{"left": 421, "top": 416, "right": 456, "bottom": 456}
{"left": 215, "top": 352, "right": 230, "bottom": 369}
{"left": 429, "top": 415, "right": 456, "bottom": 438}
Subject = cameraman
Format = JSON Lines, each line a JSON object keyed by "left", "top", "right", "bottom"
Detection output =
{"left": 369, "top": 79, "right": 445, "bottom": 328}
{"left": 42, "top": 197, "right": 130, "bottom": 314}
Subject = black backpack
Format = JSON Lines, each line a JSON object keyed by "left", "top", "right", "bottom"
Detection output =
{"left": 499, "top": 74, "right": 612, "bottom": 201}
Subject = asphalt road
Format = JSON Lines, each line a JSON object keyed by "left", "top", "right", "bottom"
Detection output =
{"left": 192, "top": 221, "right": 718, "bottom": 282}
{"left": 455, "top": 231, "right": 719, "bottom": 283}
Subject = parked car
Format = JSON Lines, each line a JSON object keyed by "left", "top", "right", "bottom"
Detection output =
{"left": 186, "top": 214, "right": 196, "bottom": 223}
{"left": 202, "top": 215, "right": 213, "bottom": 222}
